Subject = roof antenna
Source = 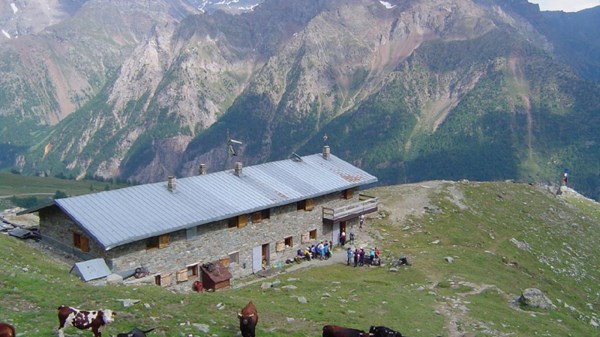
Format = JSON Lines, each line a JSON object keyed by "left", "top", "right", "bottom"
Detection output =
{"left": 227, "top": 129, "right": 243, "bottom": 157}
{"left": 290, "top": 152, "right": 302, "bottom": 162}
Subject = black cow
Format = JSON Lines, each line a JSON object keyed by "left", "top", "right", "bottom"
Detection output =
{"left": 115, "top": 328, "right": 155, "bottom": 337}
{"left": 238, "top": 301, "right": 258, "bottom": 337}
{"left": 322, "top": 325, "right": 371, "bottom": 337}
{"left": 369, "top": 326, "right": 403, "bottom": 337}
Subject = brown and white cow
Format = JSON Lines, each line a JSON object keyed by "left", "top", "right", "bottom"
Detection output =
{"left": 238, "top": 301, "right": 258, "bottom": 337}
{"left": 322, "top": 325, "right": 371, "bottom": 337}
{"left": 57, "top": 305, "right": 115, "bottom": 337}
{"left": 0, "top": 322, "right": 16, "bottom": 337}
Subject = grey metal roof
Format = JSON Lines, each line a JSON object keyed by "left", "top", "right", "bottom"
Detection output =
{"left": 70, "top": 258, "right": 111, "bottom": 282}
{"left": 55, "top": 153, "right": 377, "bottom": 251}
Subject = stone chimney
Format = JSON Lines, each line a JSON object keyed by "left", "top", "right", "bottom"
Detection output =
{"left": 322, "top": 145, "right": 330, "bottom": 160}
{"left": 167, "top": 176, "right": 177, "bottom": 191}
{"left": 234, "top": 161, "right": 243, "bottom": 176}
{"left": 199, "top": 164, "right": 207, "bottom": 175}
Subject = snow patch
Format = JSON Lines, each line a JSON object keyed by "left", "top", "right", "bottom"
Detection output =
{"left": 2, "top": 30, "right": 11, "bottom": 39}
{"left": 11, "top": 2, "right": 19, "bottom": 14}
{"left": 379, "top": 1, "right": 396, "bottom": 9}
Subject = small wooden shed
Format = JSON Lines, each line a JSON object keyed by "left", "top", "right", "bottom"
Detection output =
{"left": 200, "top": 261, "right": 232, "bottom": 291}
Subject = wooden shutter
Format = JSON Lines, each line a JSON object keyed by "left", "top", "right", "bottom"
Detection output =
{"left": 301, "top": 233, "right": 310, "bottom": 244}
{"left": 177, "top": 269, "right": 188, "bottom": 282}
{"left": 252, "top": 211, "right": 262, "bottom": 223}
{"left": 158, "top": 234, "right": 170, "bottom": 248}
{"left": 80, "top": 235, "right": 90, "bottom": 252}
{"left": 276, "top": 240, "right": 285, "bottom": 252}
{"left": 305, "top": 199, "right": 315, "bottom": 211}
{"left": 238, "top": 215, "right": 248, "bottom": 228}
{"left": 220, "top": 257, "right": 230, "bottom": 268}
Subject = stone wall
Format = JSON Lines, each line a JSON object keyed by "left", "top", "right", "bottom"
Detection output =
{"left": 39, "top": 205, "right": 108, "bottom": 261}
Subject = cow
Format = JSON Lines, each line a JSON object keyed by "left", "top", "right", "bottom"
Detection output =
{"left": 114, "top": 327, "right": 155, "bottom": 337}
{"left": 57, "top": 305, "right": 115, "bottom": 337}
{"left": 369, "top": 326, "right": 403, "bottom": 337}
{"left": 238, "top": 301, "right": 258, "bottom": 337}
{"left": 0, "top": 323, "right": 16, "bottom": 337}
{"left": 322, "top": 325, "right": 371, "bottom": 337}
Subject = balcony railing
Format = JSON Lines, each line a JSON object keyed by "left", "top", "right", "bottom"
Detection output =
{"left": 322, "top": 194, "right": 378, "bottom": 224}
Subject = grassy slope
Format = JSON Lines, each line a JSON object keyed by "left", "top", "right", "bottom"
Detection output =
{"left": 0, "top": 181, "right": 598, "bottom": 336}
{"left": 0, "top": 172, "right": 127, "bottom": 209}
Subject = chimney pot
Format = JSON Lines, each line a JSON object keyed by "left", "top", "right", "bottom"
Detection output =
{"left": 322, "top": 145, "right": 330, "bottom": 160}
{"left": 234, "top": 162, "right": 243, "bottom": 176}
{"left": 167, "top": 176, "right": 177, "bottom": 191}
{"left": 199, "top": 164, "right": 207, "bottom": 175}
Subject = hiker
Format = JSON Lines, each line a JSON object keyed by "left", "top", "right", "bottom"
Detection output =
{"left": 340, "top": 231, "right": 346, "bottom": 246}
{"left": 346, "top": 247, "right": 353, "bottom": 265}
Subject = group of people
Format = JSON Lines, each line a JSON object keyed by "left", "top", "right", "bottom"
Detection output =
{"left": 296, "top": 240, "right": 334, "bottom": 261}
{"left": 346, "top": 246, "right": 380, "bottom": 267}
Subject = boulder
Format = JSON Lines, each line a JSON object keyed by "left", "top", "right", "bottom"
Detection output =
{"left": 518, "top": 288, "right": 556, "bottom": 310}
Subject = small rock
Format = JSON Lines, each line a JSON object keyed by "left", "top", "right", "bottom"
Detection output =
{"left": 297, "top": 297, "right": 307, "bottom": 304}
{"left": 444, "top": 256, "right": 454, "bottom": 263}
{"left": 192, "top": 323, "right": 209, "bottom": 333}
{"left": 106, "top": 274, "right": 123, "bottom": 284}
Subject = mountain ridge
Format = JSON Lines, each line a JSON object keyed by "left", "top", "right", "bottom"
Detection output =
{"left": 1, "top": 0, "right": 599, "bottom": 200}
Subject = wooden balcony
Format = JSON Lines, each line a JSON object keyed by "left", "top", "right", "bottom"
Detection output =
{"left": 322, "top": 194, "right": 378, "bottom": 225}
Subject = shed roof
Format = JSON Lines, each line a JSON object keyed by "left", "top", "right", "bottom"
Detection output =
{"left": 55, "top": 152, "right": 377, "bottom": 251}
{"left": 70, "top": 258, "right": 111, "bottom": 282}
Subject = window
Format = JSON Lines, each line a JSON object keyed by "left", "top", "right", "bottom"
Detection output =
{"left": 229, "top": 251, "right": 239, "bottom": 264}
{"left": 309, "top": 229, "right": 317, "bottom": 240}
{"left": 285, "top": 236, "right": 293, "bottom": 248}
{"left": 187, "top": 264, "right": 198, "bottom": 277}
{"left": 343, "top": 189, "right": 354, "bottom": 199}
{"left": 186, "top": 227, "right": 197, "bottom": 240}
{"left": 147, "top": 234, "right": 170, "bottom": 250}
{"left": 252, "top": 209, "right": 271, "bottom": 223}
{"left": 73, "top": 232, "right": 90, "bottom": 252}
{"left": 229, "top": 215, "right": 248, "bottom": 229}
{"left": 297, "top": 199, "right": 314, "bottom": 211}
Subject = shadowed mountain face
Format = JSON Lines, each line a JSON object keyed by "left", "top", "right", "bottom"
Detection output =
{"left": 1, "top": 0, "right": 599, "bottom": 200}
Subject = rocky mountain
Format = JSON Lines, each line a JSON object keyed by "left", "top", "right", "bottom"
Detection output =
{"left": 1, "top": 0, "right": 599, "bottom": 200}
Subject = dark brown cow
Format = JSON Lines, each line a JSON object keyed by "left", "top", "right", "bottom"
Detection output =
{"left": 369, "top": 326, "right": 403, "bottom": 337}
{"left": 115, "top": 327, "right": 155, "bottom": 337}
{"left": 57, "top": 305, "right": 115, "bottom": 337}
{"left": 238, "top": 301, "right": 258, "bottom": 337}
{"left": 322, "top": 325, "right": 371, "bottom": 337}
{"left": 0, "top": 323, "right": 16, "bottom": 337}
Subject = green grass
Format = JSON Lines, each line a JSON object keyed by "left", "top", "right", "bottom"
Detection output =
{"left": 0, "top": 172, "right": 127, "bottom": 209}
{"left": 0, "top": 181, "right": 599, "bottom": 336}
